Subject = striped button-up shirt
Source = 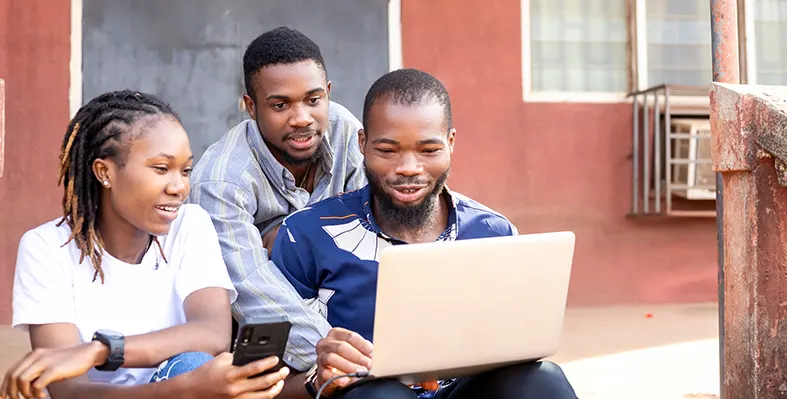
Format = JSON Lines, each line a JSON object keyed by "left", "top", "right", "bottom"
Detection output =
{"left": 188, "top": 101, "right": 367, "bottom": 371}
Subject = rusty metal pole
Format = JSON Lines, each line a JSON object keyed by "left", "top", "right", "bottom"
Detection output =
{"left": 709, "top": 1, "right": 739, "bottom": 398}
{"left": 711, "top": 80, "right": 787, "bottom": 398}
{"left": 0, "top": 78, "right": 4, "bottom": 178}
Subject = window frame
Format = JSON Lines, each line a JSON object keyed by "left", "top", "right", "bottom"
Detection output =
{"left": 740, "top": 0, "right": 786, "bottom": 86}
{"left": 521, "top": 0, "right": 756, "bottom": 103}
{"left": 520, "top": 0, "right": 635, "bottom": 103}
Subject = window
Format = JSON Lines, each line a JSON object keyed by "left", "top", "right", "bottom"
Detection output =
{"left": 643, "top": 0, "right": 712, "bottom": 87}
{"left": 527, "top": 0, "right": 629, "bottom": 94}
{"left": 522, "top": 0, "right": 779, "bottom": 101}
{"left": 753, "top": 0, "right": 787, "bottom": 85}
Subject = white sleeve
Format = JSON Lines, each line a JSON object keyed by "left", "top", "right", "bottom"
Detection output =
{"left": 175, "top": 206, "right": 238, "bottom": 304}
{"left": 12, "top": 230, "right": 76, "bottom": 331}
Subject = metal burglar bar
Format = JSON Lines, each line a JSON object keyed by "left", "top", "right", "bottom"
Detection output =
{"left": 629, "top": 85, "right": 664, "bottom": 216}
{"left": 628, "top": 84, "right": 716, "bottom": 217}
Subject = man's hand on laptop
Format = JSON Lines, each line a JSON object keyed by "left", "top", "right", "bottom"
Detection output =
{"left": 314, "top": 328, "right": 373, "bottom": 395}
{"left": 416, "top": 381, "right": 440, "bottom": 391}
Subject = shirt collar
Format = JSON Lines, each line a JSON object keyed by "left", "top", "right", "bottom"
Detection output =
{"left": 245, "top": 120, "right": 334, "bottom": 187}
{"left": 360, "top": 184, "right": 459, "bottom": 243}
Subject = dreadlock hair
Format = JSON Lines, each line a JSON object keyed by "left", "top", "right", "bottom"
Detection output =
{"left": 56, "top": 90, "right": 178, "bottom": 283}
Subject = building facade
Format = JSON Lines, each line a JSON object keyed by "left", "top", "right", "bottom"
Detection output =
{"left": 5, "top": 0, "right": 781, "bottom": 323}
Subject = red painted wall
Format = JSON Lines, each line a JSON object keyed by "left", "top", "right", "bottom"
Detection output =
{"left": 0, "top": 0, "right": 71, "bottom": 324}
{"left": 402, "top": 0, "right": 718, "bottom": 306}
{"left": 0, "top": 0, "right": 718, "bottom": 323}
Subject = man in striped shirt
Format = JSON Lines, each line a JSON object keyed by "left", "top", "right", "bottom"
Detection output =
{"left": 188, "top": 27, "right": 366, "bottom": 373}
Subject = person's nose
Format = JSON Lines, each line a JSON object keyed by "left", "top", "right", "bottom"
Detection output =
{"left": 165, "top": 173, "right": 188, "bottom": 199}
{"left": 289, "top": 103, "right": 315, "bottom": 129}
{"left": 394, "top": 152, "right": 423, "bottom": 177}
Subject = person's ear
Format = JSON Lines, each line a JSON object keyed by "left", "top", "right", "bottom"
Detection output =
{"left": 358, "top": 128, "right": 366, "bottom": 156}
{"left": 92, "top": 158, "right": 114, "bottom": 189}
{"left": 326, "top": 80, "right": 332, "bottom": 97}
{"left": 447, "top": 128, "right": 456, "bottom": 154}
{"left": 242, "top": 93, "right": 256, "bottom": 120}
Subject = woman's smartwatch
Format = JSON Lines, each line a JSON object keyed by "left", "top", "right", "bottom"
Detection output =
{"left": 91, "top": 329, "right": 125, "bottom": 371}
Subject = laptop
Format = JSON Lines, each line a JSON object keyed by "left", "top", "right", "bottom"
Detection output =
{"left": 368, "top": 231, "right": 576, "bottom": 385}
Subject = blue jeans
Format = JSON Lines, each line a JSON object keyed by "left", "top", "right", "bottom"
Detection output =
{"left": 334, "top": 361, "right": 578, "bottom": 399}
{"left": 149, "top": 352, "right": 213, "bottom": 382}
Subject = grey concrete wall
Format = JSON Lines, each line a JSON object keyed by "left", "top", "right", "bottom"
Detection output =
{"left": 83, "top": 0, "right": 389, "bottom": 160}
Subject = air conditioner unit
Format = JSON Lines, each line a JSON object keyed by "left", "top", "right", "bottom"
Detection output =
{"left": 670, "top": 118, "right": 716, "bottom": 200}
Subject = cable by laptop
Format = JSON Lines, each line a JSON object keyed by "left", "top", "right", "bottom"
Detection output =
{"left": 315, "top": 370, "right": 370, "bottom": 399}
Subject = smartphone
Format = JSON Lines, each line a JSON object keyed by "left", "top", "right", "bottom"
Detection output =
{"left": 231, "top": 319, "right": 292, "bottom": 377}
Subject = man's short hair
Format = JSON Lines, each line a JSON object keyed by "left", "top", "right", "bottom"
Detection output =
{"left": 362, "top": 68, "right": 452, "bottom": 133}
{"left": 243, "top": 26, "right": 327, "bottom": 99}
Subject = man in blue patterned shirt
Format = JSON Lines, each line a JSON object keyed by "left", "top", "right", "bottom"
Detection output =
{"left": 271, "top": 69, "right": 577, "bottom": 398}
{"left": 189, "top": 27, "right": 365, "bottom": 373}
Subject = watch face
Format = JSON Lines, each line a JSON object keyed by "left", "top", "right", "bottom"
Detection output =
{"left": 96, "top": 329, "right": 123, "bottom": 339}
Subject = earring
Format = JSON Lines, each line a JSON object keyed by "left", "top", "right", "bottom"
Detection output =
{"left": 103, "top": 181, "right": 109, "bottom": 186}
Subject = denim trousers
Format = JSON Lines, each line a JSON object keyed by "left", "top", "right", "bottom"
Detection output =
{"left": 334, "top": 361, "right": 578, "bottom": 399}
{"left": 149, "top": 351, "right": 214, "bottom": 383}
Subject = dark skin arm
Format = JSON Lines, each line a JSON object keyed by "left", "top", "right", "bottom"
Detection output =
{"left": 262, "top": 225, "right": 281, "bottom": 257}
{"left": 1, "top": 322, "right": 288, "bottom": 399}
{"left": 273, "top": 328, "right": 372, "bottom": 399}
{"left": 2, "top": 330, "right": 289, "bottom": 399}
{"left": 278, "top": 373, "right": 311, "bottom": 399}
{"left": 122, "top": 286, "right": 233, "bottom": 366}
{"left": 274, "top": 328, "right": 440, "bottom": 399}
{"left": 1, "top": 287, "right": 233, "bottom": 398}
{"left": 0, "top": 323, "right": 193, "bottom": 399}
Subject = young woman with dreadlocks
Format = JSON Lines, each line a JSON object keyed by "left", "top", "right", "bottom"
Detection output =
{"left": 1, "top": 90, "right": 288, "bottom": 399}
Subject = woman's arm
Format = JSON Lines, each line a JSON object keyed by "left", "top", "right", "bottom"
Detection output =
{"left": 1, "top": 322, "right": 287, "bottom": 399}
{"left": 48, "top": 373, "right": 187, "bottom": 399}
{"left": 0, "top": 323, "right": 190, "bottom": 399}
{"left": 119, "top": 287, "right": 231, "bottom": 368}
{"left": 3, "top": 286, "right": 230, "bottom": 398}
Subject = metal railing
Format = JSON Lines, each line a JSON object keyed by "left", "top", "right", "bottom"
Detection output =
{"left": 628, "top": 84, "right": 716, "bottom": 217}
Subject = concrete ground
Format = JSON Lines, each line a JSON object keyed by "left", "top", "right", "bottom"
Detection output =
{"left": 548, "top": 302, "right": 720, "bottom": 399}
{"left": 0, "top": 302, "right": 720, "bottom": 398}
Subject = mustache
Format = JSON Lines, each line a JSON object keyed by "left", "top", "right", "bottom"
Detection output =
{"left": 388, "top": 177, "right": 430, "bottom": 186}
{"left": 283, "top": 130, "right": 320, "bottom": 141}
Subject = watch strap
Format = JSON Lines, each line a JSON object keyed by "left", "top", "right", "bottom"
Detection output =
{"left": 92, "top": 330, "right": 125, "bottom": 372}
{"left": 304, "top": 364, "right": 320, "bottom": 398}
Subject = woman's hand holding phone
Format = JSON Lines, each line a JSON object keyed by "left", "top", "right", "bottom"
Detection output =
{"left": 186, "top": 353, "right": 289, "bottom": 399}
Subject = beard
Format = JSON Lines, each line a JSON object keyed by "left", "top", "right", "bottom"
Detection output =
{"left": 364, "top": 161, "right": 451, "bottom": 229}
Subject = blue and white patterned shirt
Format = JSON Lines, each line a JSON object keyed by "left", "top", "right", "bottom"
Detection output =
{"left": 271, "top": 184, "right": 518, "bottom": 352}
{"left": 188, "top": 101, "right": 366, "bottom": 371}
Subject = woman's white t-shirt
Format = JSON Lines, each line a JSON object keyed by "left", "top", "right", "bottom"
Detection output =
{"left": 12, "top": 204, "right": 238, "bottom": 385}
